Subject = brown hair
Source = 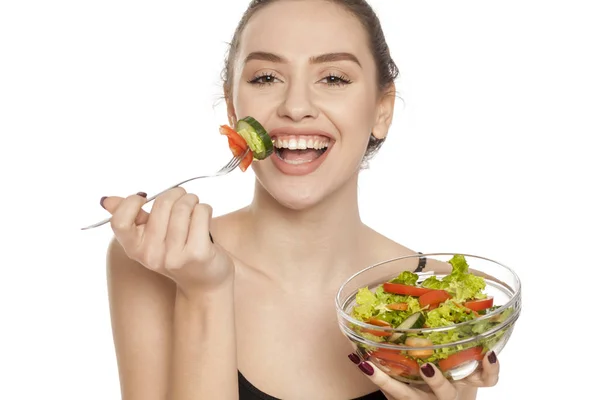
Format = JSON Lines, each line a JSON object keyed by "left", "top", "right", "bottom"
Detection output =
{"left": 221, "top": 0, "right": 399, "bottom": 166}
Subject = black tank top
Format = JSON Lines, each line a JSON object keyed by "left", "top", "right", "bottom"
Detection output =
{"left": 238, "top": 371, "right": 387, "bottom": 400}
{"left": 238, "top": 254, "right": 427, "bottom": 399}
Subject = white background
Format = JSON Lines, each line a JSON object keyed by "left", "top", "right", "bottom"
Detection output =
{"left": 1, "top": 0, "right": 597, "bottom": 399}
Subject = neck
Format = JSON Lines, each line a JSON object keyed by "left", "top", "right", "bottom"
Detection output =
{"left": 244, "top": 174, "right": 367, "bottom": 285}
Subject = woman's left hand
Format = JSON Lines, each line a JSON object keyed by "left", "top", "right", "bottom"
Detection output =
{"left": 348, "top": 351, "right": 499, "bottom": 400}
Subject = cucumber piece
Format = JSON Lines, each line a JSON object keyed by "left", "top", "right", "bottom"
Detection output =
{"left": 388, "top": 332, "right": 405, "bottom": 344}
{"left": 388, "top": 313, "right": 426, "bottom": 344}
{"left": 235, "top": 116, "right": 273, "bottom": 160}
{"left": 398, "top": 312, "right": 426, "bottom": 330}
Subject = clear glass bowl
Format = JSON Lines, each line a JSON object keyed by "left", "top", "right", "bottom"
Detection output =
{"left": 335, "top": 253, "right": 522, "bottom": 383}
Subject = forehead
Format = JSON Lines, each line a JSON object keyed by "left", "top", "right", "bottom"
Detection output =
{"left": 239, "top": 0, "right": 371, "bottom": 62}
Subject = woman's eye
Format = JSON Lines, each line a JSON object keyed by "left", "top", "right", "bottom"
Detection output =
{"left": 248, "top": 73, "right": 280, "bottom": 86}
{"left": 321, "top": 74, "right": 352, "bottom": 86}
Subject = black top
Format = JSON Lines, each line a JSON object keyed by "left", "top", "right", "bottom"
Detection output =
{"left": 238, "top": 371, "right": 387, "bottom": 400}
{"left": 238, "top": 254, "right": 427, "bottom": 400}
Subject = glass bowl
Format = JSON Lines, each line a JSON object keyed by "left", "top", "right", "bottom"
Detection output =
{"left": 335, "top": 253, "right": 521, "bottom": 383}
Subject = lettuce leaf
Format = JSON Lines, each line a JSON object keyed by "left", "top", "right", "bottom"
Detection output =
{"left": 425, "top": 301, "right": 478, "bottom": 328}
{"left": 421, "top": 254, "right": 486, "bottom": 302}
{"left": 352, "top": 286, "right": 423, "bottom": 326}
{"left": 389, "top": 271, "right": 419, "bottom": 286}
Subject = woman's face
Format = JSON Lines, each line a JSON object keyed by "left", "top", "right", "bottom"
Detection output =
{"left": 229, "top": 0, "right": 394, "bottom": 210}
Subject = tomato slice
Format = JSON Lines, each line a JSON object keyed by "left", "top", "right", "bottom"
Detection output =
{"left": 438, "top": 346, "right": 485, "bottom": 372}
{"left": 418, "top": 290, "right": 451, "bottom": 307}
{"left": 239, "top": 151, "right": 253, "bottom": 172}
{"left": 219, "top": 125, "right": 248, "bottom": 149}
{"left": 220, "top": 125, "right": 252, "bottom": 171}
{"left": 383, "top": 282, "right": 434, "bottom": 297}
{"left": 371, "top": 350, "right": 420, "bottom": 376}
{"left": 464, "top": 297, "right": 494, "bottom": 312}
{"left": 227, "top": 139, "right": 244, "bottom": 157}
{"left": 387, "top": 302, "right": 409, "bottom": 311}
{"left": 366, "top": 318, "right": 391, "bottom": 327}
{"left": 361, "top": 317, "right": 392, "bottom": 337}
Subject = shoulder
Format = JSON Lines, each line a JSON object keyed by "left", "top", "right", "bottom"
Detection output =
{"left": 362, "top": 225, "right": 452, "bottom": 275}
{"left": 209, "top": 207, "right": 248, "bottom": 250}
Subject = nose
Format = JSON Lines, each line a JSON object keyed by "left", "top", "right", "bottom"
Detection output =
{"left": 276, "top": 78, "right": 319, "bottom": 122}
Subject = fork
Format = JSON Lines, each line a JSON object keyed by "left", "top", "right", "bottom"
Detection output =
{"left": 80, "top": 148, "right": 250, "bottom": 231}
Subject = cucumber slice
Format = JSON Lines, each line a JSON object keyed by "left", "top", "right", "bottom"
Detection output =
{"left": 235, "top": 116, "right": 273, "bottom": 160}
{"left": 388, "top": 312, "right": 426, "bottom": 344}
{"left": 398, "top": 312, "right": 426, "bottom": 330}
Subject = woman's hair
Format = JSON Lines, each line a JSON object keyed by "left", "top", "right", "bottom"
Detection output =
{"left": 221, "top": 0, "right": 399, "bottom": 166}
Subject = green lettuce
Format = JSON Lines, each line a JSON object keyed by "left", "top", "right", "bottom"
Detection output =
{"left": 389, "top": 271, "right": 419, "bottom": 286}
{"left": 421, "top": 254, "right": 486, "bottom": 302}
{"left": 425, "top": 301, "right": 478, "bottom": 328}
{"left": 352, "top": 286, "right": 423, "bottom": 326}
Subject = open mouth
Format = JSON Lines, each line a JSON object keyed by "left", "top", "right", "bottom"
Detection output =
{"left": 272, "top": 135, "right": 331, "bottom": 165}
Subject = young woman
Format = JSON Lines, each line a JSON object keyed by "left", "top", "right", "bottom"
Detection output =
{"left": 101, "top": 1, "right": 501, "bottom": 399}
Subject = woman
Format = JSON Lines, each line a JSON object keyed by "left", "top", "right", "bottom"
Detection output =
{"left": 101, "top": 0, "right": 500, "bottom": 399}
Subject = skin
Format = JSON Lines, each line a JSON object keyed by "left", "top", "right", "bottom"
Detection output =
{"left": 103, "top": 1, "right": 500, "bottom": 399}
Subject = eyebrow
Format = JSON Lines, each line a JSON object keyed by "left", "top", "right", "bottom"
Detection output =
{"left": 243, "top": 51, "right": 362, "bottom": 68}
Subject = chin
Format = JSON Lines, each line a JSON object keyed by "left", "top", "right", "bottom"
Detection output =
{"left": 256, "top": 175, "right": 329, "bottom": 211}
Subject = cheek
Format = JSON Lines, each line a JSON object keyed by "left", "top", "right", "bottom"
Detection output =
{"left": 232, "top": 82, "right": 279, "bottom": 125}
{"left": 321, "top": 89, "right": 377, "bottom": 145}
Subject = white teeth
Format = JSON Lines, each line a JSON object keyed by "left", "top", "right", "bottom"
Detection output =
{"left": 274, "top": 137, "right": 330, "bottom": 150}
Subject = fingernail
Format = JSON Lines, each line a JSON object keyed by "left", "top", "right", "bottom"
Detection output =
{"left": 421, "top": 363, "right": 435, "bottom": 378}
{"left": 136, "top": 192, "right": 147, "bottom": 198}
{"left": 209, "top": 232, "right": 214, "bottom": 243}
{"left": 488, "top": 351, "right": 497, "bottom": 364}
{"left": 358, "top": 362, "right": 374, "bottom": 376}
{"left": 100, "top": 196, "right": 107, "bottom": 209}
{"left": 348, "top": 353, "right": 360, "bottom": 365}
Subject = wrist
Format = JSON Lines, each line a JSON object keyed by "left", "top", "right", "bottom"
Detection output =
{"left": 176, "top": 281, "right": 234, "bottom": 307}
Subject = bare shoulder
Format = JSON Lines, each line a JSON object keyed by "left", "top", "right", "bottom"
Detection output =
{"left": 363, "top": 225, "right": 453, "bottom": 275}
{"left": 208, "top": 207, "right": 253, "bottom": 265}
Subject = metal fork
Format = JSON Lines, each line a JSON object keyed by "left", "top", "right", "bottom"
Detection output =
{"left": 80, "top": 148, "right": 250, "bottom": 231}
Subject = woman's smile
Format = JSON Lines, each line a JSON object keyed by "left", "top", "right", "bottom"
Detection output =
{"left": 268, "top": 126, "right": 335, "bottom": 175}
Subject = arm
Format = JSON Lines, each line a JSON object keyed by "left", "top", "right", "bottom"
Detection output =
{"left": 107, "top": 237, "right": 176, "bottom": 400}
{"left": 107, "top": 237, "right": 239, "bottom": 400}
{"left": 168, "top": 285, "right": 238, "bottom": 400}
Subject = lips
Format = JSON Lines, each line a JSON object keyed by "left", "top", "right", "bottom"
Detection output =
{"left": 267, "top": 127, "right": 335, "bottom": 176}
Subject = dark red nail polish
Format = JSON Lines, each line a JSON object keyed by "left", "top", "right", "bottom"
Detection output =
{"left": 488, "top": 351, "right": 497, "bottom": 364}
{"left": 136, "top": 192, "right": 147, "bottom": 198}
{"left": 421, "top": 363, "right": 435, "bottom": 377}
{"left": 100, "top": 196, "right": 107, "bottom": 209}
{"left": 358, "top": 362, "right": 374, "bottom": 376}
{"left": 209, "top": 232, "right": 214, "bottom": 243}
{"left": 348, "top": 353, "right": 360, "bottom": 365}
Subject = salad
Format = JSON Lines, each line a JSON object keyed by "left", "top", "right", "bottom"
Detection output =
{"left": 350, "top": 255, "right": 513, "bottom": 377}
{"left": 219, "top": 116, "right": 273, "bottom": 172}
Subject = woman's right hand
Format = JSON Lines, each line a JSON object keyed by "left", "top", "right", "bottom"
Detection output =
{"left": 101, "top": 187, "right": 235, "bottom": 297}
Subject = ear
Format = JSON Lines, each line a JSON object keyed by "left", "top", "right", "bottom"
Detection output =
{"left": 372, "top": 83, "right": 396, "bottom": 140}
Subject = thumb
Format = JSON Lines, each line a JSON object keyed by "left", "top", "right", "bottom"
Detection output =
{"left": 101, "top": 195, "right": 150, "bottom": 225}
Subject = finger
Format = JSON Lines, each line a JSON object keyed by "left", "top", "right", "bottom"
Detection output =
{"left": 186, "top": 203, "right": 213, "bottom": 252}
{"left": 102, "top": 194, "right": 149, "bottom": 225}
{"left": 108, "top": 193, "right": 148, "bottom": 249}
{"left": 144, "top": 187, "right": 187, "bottom": 243}
{"left": 165, "top": 193, "right": 199, "bottom": 252}
{"left": 357, "top": 361, "right": 416, "bottom": 399}
{"left": 420, "top": 363, "right": 458, "bottom": 400}
{"left": 479, "top": 351, "right": 499, "bottom": 387}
